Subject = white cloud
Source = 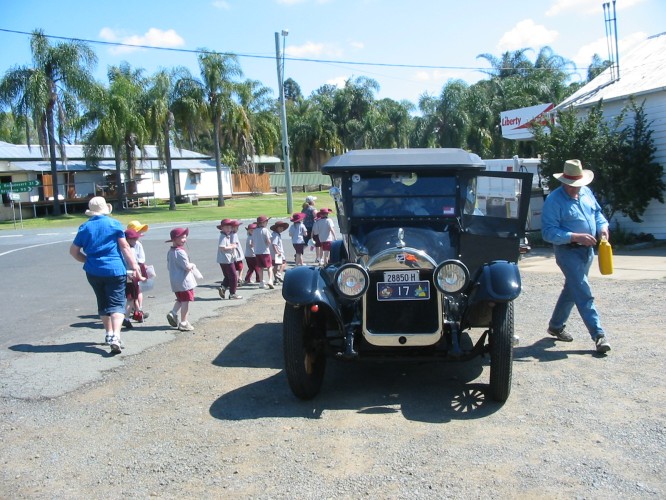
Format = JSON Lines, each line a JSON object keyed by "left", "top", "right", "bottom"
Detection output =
{"left": 212, "top": 0, "right": 231, "bottom": 9}
{"left": 349, "top": 41, "right": 364, "bottom": 50}
{"left": 99, "top": 27, "right": 185, "bottom": 55}
{"left": 546, "top": 0, "right": 646, "bottom": 16}
{"left": 497, "top": 19, "right": 558, "bottom": 52}
{"left": 326, "top": 76, "right": 348, "bottom": 88}
{"left": 285, "top": 41, "right": 342, "bottom": 58}
{"left": 572, "top": 31, "right": 648, "bottom": 68}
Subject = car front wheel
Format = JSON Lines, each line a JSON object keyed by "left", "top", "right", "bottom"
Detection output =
{"left": 489, "top": 301, "right": 514, "bottom": 402}
{"left": 283, "top": 305, "right": 326, "bottom": 400}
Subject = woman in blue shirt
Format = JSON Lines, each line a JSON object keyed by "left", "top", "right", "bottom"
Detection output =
{"left": 69, "top": 197, "right": 141, "bottom": 354}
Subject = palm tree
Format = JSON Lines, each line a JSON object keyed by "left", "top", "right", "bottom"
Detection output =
{"left": 0, "top": 30, "right": 97, "bottom": 215}
{"left": 145, "top": 68, "right": 195, "bottom": 210}
{"left": 226, "top": 79, "right": 279, "bottom": 173}
{"left": 196, "top": 50, "right": 242, "bottom": 207}
{"left": 80, "top": 64, "right": 150, "bottom": 210}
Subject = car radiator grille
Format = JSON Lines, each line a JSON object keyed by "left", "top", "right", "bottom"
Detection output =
{"left": 364, "top": 273, "right": 440, "bottom": 334}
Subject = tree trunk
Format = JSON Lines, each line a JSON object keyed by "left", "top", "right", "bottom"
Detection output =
{"left": 213, "top": 117, "right": 225, "bottom": 207}
{"left": 114, "top": 145, "right": 124, "bottom": 212}
{"left": 46, "top": 96, "right": 61, "bottom": 216}
{"left": 164, "top": 117, "right": 176, "bottom": 211}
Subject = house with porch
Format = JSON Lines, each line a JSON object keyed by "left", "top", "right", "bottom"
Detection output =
{"left": 0, "top": 142, "right": 233, "bottom": 220}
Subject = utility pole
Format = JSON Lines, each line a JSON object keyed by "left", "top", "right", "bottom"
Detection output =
{"left": 275, "top": 30, "right": 293, "bottom": 214}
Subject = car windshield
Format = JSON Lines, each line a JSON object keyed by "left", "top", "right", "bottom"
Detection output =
{"left": 350, "top": 173, "right": 457, "bottom": 217}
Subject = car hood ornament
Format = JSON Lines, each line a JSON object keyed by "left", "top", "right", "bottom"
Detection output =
{"left": 397, "top": 228, "right": 405, "bottom": 248}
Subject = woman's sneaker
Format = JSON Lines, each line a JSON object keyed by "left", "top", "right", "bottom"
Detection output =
{"left": 178, "top": 321, "right": 194, "bottom": 331}
{"left": 108, "top": 335, "right": 123, "bottom": 354}
{"left": 229, "top": 294, "right": 243, "bottom": 300}
{"left": 218, "top": 286, "right": 228, "bottom": 299}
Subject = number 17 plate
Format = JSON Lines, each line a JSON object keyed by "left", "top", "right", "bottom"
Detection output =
{"left": 377, "top": 281, "right": 430, "bottom": 301}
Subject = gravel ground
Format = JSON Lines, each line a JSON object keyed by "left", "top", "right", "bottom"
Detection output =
{"left": 1, "top": 271, "right": 665, "bottom": 499}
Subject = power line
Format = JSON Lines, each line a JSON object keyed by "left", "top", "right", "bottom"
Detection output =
{"left": 0, "top": 27, "right": 585, "bottom": 74}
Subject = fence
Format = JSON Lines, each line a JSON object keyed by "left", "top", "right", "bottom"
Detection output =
{"left": 231, "top": 173, "right": 271, "bottom": 194}
{"left": 269, "top": 172, "right": 331, "bottom": 193}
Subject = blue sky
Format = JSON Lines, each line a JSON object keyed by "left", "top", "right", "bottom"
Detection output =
{"left": 0, "top": 0, "right": 663, "bottom": 106}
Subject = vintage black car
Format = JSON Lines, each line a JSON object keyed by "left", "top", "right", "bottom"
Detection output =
{"left": 281, "top": 148, "right": 532, "bottom": 402}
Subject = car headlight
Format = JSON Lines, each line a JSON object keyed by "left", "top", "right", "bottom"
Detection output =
{"left": 334, "top": 264, "right": 369, "bottom": 299}
{"left": 434, "top": 260, "right": 469, "bottom": 293}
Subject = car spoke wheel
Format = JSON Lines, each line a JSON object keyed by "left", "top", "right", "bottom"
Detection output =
{"left": 283, "top": 305, "right": 326, "bottom": 400}
{"left": 489, "top": 301, "right": 513, "bottom": 402}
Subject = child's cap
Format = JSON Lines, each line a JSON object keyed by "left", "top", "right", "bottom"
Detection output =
{"left": 217, "top": 218, "right": 235, "bottom": 230}
{"left": 127, "top": 220, "right": 149, "bottom": 232}
{"left": 247, "top": 223, "right": 257, "bottom": 230}
{"left": 125, "top": 228, "right": 142, "bottom": 240}
{"left": 165, "top": 227, "right": 189, "bottom": 242}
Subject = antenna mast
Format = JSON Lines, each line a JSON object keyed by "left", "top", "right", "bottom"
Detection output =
{"left": 603, "top": 1, "right": 620, "bottom": 81}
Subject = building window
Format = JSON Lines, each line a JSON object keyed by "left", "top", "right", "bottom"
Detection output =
{"left": 152, "top": 170, "right": 161, "bottom": 183}
{"left": 189, "top": 172, "right": 201, "bottom": 184}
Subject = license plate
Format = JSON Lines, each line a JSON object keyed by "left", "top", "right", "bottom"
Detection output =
{"left": 383, "top": 270, "right": 419, "bottom": 283}
{"left": 377, "top": 281, "right": 430, "bottom": 301}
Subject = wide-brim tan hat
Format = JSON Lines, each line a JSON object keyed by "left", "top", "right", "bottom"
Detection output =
{"left": 553, "top": 159, "right": 594, "bottom": 187}
{"left": 85, "top": 196, "right": 112, "bottom": 216}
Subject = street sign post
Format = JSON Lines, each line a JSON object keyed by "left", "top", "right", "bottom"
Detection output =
{"left": 0, "top": 180, "right": 40, "bottom": 194}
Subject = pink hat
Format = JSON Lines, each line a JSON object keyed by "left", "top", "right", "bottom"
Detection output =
{"left": 290, "top": 212, "right": 306, "bottom": 222}
{"left": 247, "top": 223, "right": 258, "bottom": 230}
{"left": 217, "top": 218, "right": 234, "bottom": 230}
{"left": 231, "top": 219, "right": 243, "bottom": 226}
{"left": 256, "top": 215, "right": 270, "bottom": 224}
{"left": 270, "top": 221, "right": 289, "bottom": 232}
{"left": 165, "top": 227, "right": 189, "bottom": 242}
{"left": 124, "top": 228, "right": 142, "bottom": 240}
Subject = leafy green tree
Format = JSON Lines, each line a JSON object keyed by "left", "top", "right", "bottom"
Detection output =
{"left": 534, "top": 101, "right": 664, "bottom": 225}
{"left": 196, "top": 50, "right": 242, "bottom": 206}
{"left": 587, "top": 54, "right": 612, "bottom": 82}
{"left": 145, "top": 68, "right": 195, "bottom": 210}
{"left": 0, "top": 30, "right": 97, "bottom": 215}
{"left": 80, "top": 64, "right": 150, "bottom": 209}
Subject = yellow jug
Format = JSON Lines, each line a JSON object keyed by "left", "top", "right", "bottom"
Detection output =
{"left": 598, "top": 237, "right": 613, "bottom": 275}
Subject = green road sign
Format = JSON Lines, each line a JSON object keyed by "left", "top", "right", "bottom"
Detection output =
{"left": 0, "top": 180, "right": 40, "bottom": 190}
{"left": 0, "top": 186, "right": 32, "bottom": 193}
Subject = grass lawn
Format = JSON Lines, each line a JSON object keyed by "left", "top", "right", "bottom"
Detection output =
{"left": 0, "top": 191, "right": 333, "bottom": 230}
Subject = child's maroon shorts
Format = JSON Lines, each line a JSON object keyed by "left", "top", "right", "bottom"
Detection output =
{"left": 175, "top": 289, "right": 195, "bottom": 302}
{"left": 255, "top": 254, "right": 272, "bottom": 269}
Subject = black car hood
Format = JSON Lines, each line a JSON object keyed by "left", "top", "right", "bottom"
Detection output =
{"left": 349, "top": 224, "right": 459, "bottom": 264}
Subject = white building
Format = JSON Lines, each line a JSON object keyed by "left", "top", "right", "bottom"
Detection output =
{"left": 557, "top": 32, "right": 666, "bottom": 239}
{"left": 0, "top": 142, "right": 232, "bottom": 219}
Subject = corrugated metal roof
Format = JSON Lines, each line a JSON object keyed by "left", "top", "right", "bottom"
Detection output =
{"left": 5, "top": 159, "right": 223, "bottom": 172}
{"left": 0, "top": 143, "right": 211, "bottom": 161}
{"left": 558, "top": 32, "right": 666, "bottom": 109}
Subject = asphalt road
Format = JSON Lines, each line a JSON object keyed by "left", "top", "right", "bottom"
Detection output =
{"left": 0, "top": 219, "right": 290, "bottom": 355}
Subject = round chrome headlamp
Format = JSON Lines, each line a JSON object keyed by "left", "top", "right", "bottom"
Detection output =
{"left": 334, "top": 264, "right": 369, "bottom": 299}
{"left": 434, "top": 260, "right": 469, "bottom": 294}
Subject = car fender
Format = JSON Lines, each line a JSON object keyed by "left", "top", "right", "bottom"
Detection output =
{"left": 469, "top": 260, "right": 522, "bottom": 303}
{"left": 281, "top": 266, "right": 345, "bottom": 327}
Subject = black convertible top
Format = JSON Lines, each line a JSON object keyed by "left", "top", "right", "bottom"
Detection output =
{"left": 322, "top": 148, "right": 486, "bottom": 173}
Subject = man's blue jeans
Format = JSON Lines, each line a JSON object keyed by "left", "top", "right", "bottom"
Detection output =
{"left": 549, "top": 245, "right": 605, "bottom": 340}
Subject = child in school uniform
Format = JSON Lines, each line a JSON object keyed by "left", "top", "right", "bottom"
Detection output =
{"left": 122, "top": 228, "right": 147, "bottom": 329}
{"left": 216, "top": 218, "right": 243, "bottom": 300}
{"left": 166, "top": 227, "right": 198, "bottom": 331}
{"left": 288, "top": 212, "right": 307, "bottom": 266}
{"left": 231, "top": 220, "right": 245, "bottom": 287}
{"left": 270, "top": 221, "right": 289, "bottom": 283}
{"left": 126, "top": 220, "right": 150, "bottom": 321}
{"left": 250, "top": 215, "right": 275, "bottom": 289}
{"left": 242, "top": 223, "right": 261, "bottom": 285}
{"left": 312, "top": 208, "right": 336, "bottom": 266}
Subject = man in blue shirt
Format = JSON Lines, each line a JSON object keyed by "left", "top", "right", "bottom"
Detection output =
{"left": 541, "top": 159, "right": 611, "bottom": 353}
